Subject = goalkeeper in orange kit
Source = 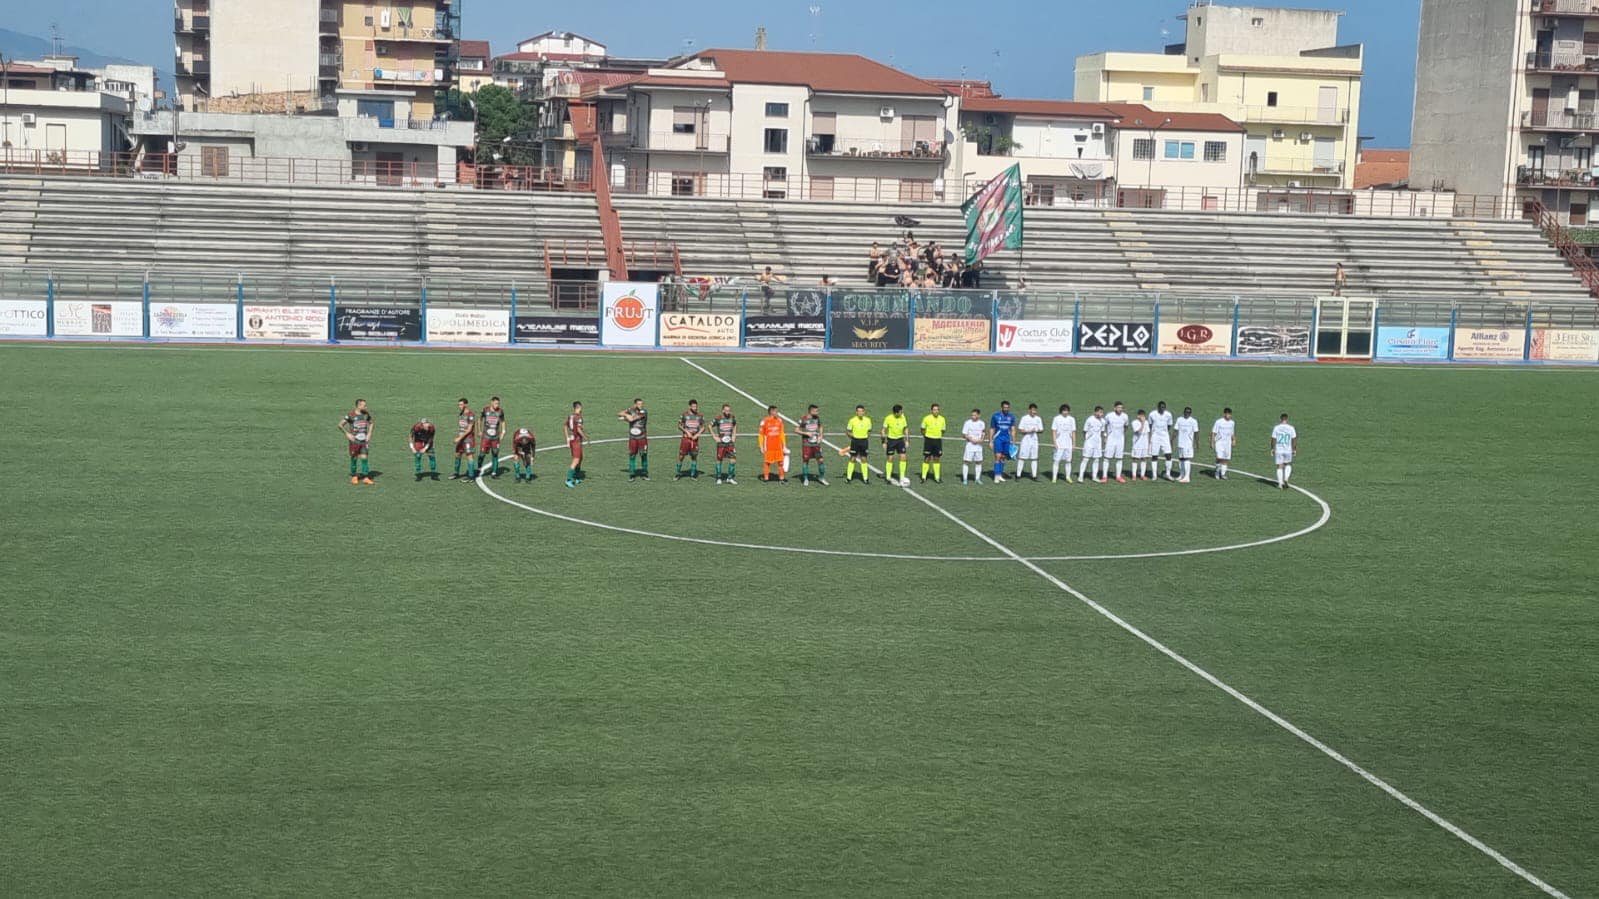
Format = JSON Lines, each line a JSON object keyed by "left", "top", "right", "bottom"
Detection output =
{"left": 758, "top": 405, "right": 788, "bottom": 484}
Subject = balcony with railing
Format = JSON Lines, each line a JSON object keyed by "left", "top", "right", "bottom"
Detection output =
{"left": 318, "top": 8, "right": 340, "bottom": 33}
{"left": 1522, "top": 108, "right": 1599, "bottom": 130}
{"left": 637, "top": 131, "right": 730, "bottom": 153}
{"left": 1525, "top": 50, "right": 1599, "bottom": 71}
{"left": 319, "top": 53, "right": 341, "bottom": 79}
{"left": 1237, "top": 105, "right": 1349, "bottom": 125}
{"left": 805, "top": 135, "right": 947, "bottom": 160}
{"left": 371, "top": 66, "right": 437, "bottom": 85}
{"left": 1517, "top": 165, "right": 1599, "bottom": 188}
{"left": 1531, "top": 0, "right": 1599, "bottom": 18}
{"left": 1252, "top": 157, "right": 1345, "bottom": 177}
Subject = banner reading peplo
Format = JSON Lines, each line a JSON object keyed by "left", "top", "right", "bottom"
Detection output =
{"left": 1375, "top": 326, "right": 1451, "bottom": 361}
{"left": 1530, "top": 328, "right": 1599, "bottom": 362}
{"left": 914, "top": 317, "right": 991, "bottom": 352}
{"left": 0, "top": 299, "right": 49, "bottom": 336}
{"left": 1452, "top": 327, "right": 1525, "bottom": 361}
{"left": 1158, "top": 322, "right": 1231, "bottom": 356}
{"left": 743, "top": 315, "right": 825, "bottom": 349}
{"left": 514, "top": 316, "right": 599, "bottom": 345}
{"left": 995, "top": 319, "right": 1073, "bottom": 354}
{"left": 659, "top": 312, "right": 741, "bottom": 348}
{"left": 335, "top": 306, "right": 419, "bottom": 342}
{"left": 53, "top": 301, "right": 144, "bottom": 337}
{"left": 150, "top": 303, "right": 239, "bottom": 340}
{"left": 1078, "top": 321, "right": 1153, "bottom": 355}
{"left": 245, "top": 305, "right": 330, "bottom": 341}
{"left": 426, "top": 307, "right": 509, "bottom": 344}
{"left": 600, "top": 282, "right": 660, "bottom": 348}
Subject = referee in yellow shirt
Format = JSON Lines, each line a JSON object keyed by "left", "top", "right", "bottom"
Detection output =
{"left": 845, "top": 405, "right": 873, "bottom": 484}
{"left": 920, "top": 402, "right": 947, "bottom": 484}
{"left": 881, "top": 404, "right": 910, "bottom": 485}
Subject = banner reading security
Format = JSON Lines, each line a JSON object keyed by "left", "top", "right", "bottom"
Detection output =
{"left": 659, "top": 312, "right": 741, "bottom": 348}
{"left": 1452, "top": 327, "right": 1525, "bottom": 361}
{"left": 828, "top": 310, "right": 911, "bottom": 350}
{"left": 996, "top": 319, "right": 1074, "bottom": 354}
{"left": 0, "top": 299, "right": 49, "bottom": 336}
{"left": 600, "top": 282, "right": 660, "bottom": 347}
{"left": 913, "top": 317, "right": 991, "bottom": 352}
{"left": 1158, "top": 322, "right": 1231, "bottom": 356}
{"left": 1375, "top": 326, "right": 1450, "bottom": 360}
{"left": 151, "top": 302, "right": 239, "bottom": 340}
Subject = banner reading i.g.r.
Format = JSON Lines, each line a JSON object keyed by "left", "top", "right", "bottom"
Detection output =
{"left": 600, "top": 282, "right": 660, "bottom": 347}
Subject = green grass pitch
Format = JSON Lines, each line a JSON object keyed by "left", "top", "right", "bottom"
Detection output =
{"left": 2, "top": 342, "right": 1596, "bottom": 896}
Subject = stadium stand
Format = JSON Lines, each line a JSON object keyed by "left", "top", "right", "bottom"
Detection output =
{"left": 0, "top": 175, "right": 1589, "bottom": 302}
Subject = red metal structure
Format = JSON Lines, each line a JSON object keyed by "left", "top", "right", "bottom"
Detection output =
{"left": 1528, "top": 200, "right": 1599, "bottom": 297}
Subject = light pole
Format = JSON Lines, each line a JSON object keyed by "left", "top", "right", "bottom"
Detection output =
{"left": 1, "top": 53, "right": 11, "bottom": 161}
{"left": 1140, "top": 116, "right": 1172, "bottom": 191}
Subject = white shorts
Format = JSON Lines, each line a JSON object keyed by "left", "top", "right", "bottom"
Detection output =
{"left": 1131, "top": 441, "right": 1149, "bottom": 459}
{"left": 1053, "top": 441, "right": 1074, "bottom": 463}
{"left": 963, "top": 442, "right": 985, "bottom": 463}
{"left": 1105, "top": 438, "right": 1125, "bottom": 459}
{"left": 1215, "top": 441, "right": 1233, "bottom": 461}
{"left": 1275, "top": 448, "right": 1294, "bottom": 464}
{"left": 1083, "top": 437, "right": 1103, "bottom": 459}
{"left": 1018, "top": 434, "right": 1039, "bottom": 460}
{"left": 1177, "top": 442, "right": 1195, "bottom": 461}
{"left": 1151, "top": 435, "right": 1172, "bottom": 456}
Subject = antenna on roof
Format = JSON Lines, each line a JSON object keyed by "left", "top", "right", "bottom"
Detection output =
{"left": 50, "top": 21, "right": 64, "bottom": 56}
{"left": 755, "top": 26, "right": 767, "bottom": 51}
{"left": 808, "top": 6, "right": 822, "bottom": 48}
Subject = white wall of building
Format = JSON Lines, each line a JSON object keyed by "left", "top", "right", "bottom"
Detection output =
{"left": 1114, "top": 128, "right": 1246, "bottom": 190}
{"left": 0, "top": 90, "right": 130, "bottom": 156}
{"left": 210, "top": 0, "right": 320, "bottom": 98}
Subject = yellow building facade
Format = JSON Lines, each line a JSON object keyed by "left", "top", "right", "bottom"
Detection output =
{"left": 1076, "top": 5, "right": 1362, "bottom": 189}
{"left": 337, "top": 0, "right": 455, "bottom": 117}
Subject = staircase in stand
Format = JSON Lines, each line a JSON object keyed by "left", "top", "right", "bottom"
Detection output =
{"left": 1528, "top": 200, "right": 1599, "bottom": 297}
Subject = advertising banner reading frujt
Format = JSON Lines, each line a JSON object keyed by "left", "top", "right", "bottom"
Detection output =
{"left": 600, "top": 282, "right": 660, "bottom": 348}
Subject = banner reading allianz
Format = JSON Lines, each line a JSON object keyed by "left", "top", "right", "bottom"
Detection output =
{"left": 1452, "top": 326, "right": 1525, "bottom": 361}
{"left": 962, "top": 164, "right": 1024, "bottom": 265}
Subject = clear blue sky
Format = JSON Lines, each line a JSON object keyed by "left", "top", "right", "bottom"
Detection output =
{"left": 10, "top": 0, "right": 1420, "bottom": 146}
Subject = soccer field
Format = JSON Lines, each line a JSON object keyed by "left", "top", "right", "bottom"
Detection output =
{"left": 2, "top": 342, "right": 1595, "bottom": 896}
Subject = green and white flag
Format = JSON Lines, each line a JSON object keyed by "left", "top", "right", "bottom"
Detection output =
{"left": 962, "top": 164, "right": 1024, "bottom": 264}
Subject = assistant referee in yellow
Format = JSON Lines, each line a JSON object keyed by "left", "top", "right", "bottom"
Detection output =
{"left": 920, "top": 402, "right": 947, "bottom": 484}
{"left": 845, "top": 405, "right": 873, "bottom": 484}
{"left": 881, "top": 404, "right": 910, "bottom": 485}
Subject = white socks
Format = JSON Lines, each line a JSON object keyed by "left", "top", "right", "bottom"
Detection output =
{"left": 1115, "top": 460, "right": 1123, "bottom": 479}
{"left": 1283, "top": 464, "right": 1292, "bottom": 484}
{"left": 1182, "top": 460, "right": 1192, "bottom": 479}
{"left": 1028, "top": 460, "right": 1037, "bottom": 478}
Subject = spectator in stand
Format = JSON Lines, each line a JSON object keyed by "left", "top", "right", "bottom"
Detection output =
{"left": 1333, "top": 262, "right": 1347, "bottom": 297}
{"left": 943, "top": 259, "right": 963, "bottom": 289}
{"left": 921, "top": 270, "right": 939, "bottom": 289}
{"left": 758, "top": 266, "right": 785, "bottom": 314}
{"left": 881, "top": 255, "right": 901, "bottom": 288}
{"left": 868, "top": 242, "right": 882, "bottom": 281}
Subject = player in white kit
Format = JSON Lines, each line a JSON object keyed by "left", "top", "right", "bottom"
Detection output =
{"left": 1211, "top": 407, "right": 1236, "bottom": 480}
{"left": 1148, "top": 400, "right": 1175, "bottom": 480}
{"left": 1079, "top": 406, "right": 1107, "bottom": 483}
{"left": 960, "top": 408, "right": 988, "bottom": 485}
{"left": 1130, "top": 410, "right": 1151, "bottom": 481}
{"left": 1174, "top": 406, "right": 1200, "bottom": 483}
{"left": 1050, "top": 404, "right": 1077, "bottom": 483}
{"left": 1016, "top": 403, "right": 1044, "bottom": 481}
{"left": 1270, "top": 412, "right": 1298, "bottom": 489}
{"left": 1104, "top": 401, "right": 1130, "bottom": 483}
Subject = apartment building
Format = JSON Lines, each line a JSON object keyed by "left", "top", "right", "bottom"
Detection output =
{"left": 455, "top": 40, "right": 493, "bottom": 93}
{"left": 1075, "top": 3, "right": 1362, "bottom": 189}
{"left": 1411, "top": 0, "right": 1599, "bottom": 229}
{"left": 0, "top": 64, "right": 131, "bottom": 158}
{"left": 174, "top": 0, "right": 458, "bottom": 116}
{"left": 617, "top": 49, "right": 953, "bottom": 200}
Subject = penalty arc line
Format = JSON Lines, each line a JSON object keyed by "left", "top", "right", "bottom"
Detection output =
{"left": 679, "top": 356, "right": 1570, "bottom": 899}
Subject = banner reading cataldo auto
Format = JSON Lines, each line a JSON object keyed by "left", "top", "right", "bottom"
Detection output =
{"left": 996, "top": 319, "right": 1074, "bottom": 354}
{"left": 1158, "top": 322, "right": 1231, "bottom": 356}
{"left": 659, "top": 312, "right": 741, "bottom": 348}
{"left": 600, "top": 282, "right": 659, "bottom": 348}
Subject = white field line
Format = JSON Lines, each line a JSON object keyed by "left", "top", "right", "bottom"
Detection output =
{"left": 680, "top": 356, "right": 1569, "bottom": 899}
{"left": 468, "top": 435, "right": 1330, "bottom": 563}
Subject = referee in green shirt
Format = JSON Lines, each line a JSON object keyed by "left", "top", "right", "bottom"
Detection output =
{"left": 920, "top": 403, "right": 947, "bottom": 484}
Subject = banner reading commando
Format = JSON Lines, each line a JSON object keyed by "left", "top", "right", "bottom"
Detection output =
{"left": 962, "top": 164, "right": 1024, "bottom": 265}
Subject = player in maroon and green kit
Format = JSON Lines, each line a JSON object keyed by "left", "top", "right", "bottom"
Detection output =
{"left": 564, "top": 401, "right": 586, "bottom": 488}
{"left": 711, "top": 404, "right": 739, "bottom": 486}
{"left": 339, "top": 399, "right": 374, "bottom": 485}
{"left": 451, "top": 398, "right": 476, "bottom": 480}
{"left": 512, "top": 426, "right": 536, "bottom": 481}
{"left": 410, "top": 417, "right": 437, "bottom": 480}
{"left": 618, "top": 397, "right": 650, "bottom": 481}
{"left": 797, "top": 404, "right": 829, "bottom": 486}
{"left": 676, "top": 399, "right": 706, "bottom": 480}
{"left": 478, "top": 396, "right": 507, "bottom": 478}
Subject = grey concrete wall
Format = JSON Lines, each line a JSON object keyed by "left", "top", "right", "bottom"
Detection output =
{"left": 1184, "top": 5, "right": 1342, "bottom": 61}
{"left": 1409, "top": 0, "right": 1519, "bottom": 197}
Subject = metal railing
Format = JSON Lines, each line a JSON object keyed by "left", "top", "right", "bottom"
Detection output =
{"left": 1238, "top": 105, "right": 1349, "bottom": 125}
{"left": 636, "top": 131, "right": 730, "bottom": 153}
{"left": 1528, "top": 199, "right": 1599, "bottom": 296}
{"left": 1532, "top": 0, "right": 1599, "bottom": 15}
{"left": 805, "top": 136, "right": 947, "bottom": 159}
{"left": 1522, "top": 109, "right": 1599, "bottom": 129}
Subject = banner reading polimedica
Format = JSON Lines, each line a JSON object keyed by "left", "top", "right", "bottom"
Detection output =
{"left": 962, "top": 164, "right": 1024, "bottom": 265}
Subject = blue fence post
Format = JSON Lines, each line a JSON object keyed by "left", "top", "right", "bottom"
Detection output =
{"left": 990, "top": 290, "right": 999, "bottom": 352}
{"left": 142, "top": 273, "right": 152, "bottom": 339}
{"left": 1230, "top": 299, "right": 1240, "bottom": 357}
{"left": 824, "top": 291, "right": 833, "bottom": 351}
{"left": 1524, "top": 307, "right": 1534, "bottom": 361}
{"left": 1152, "top": 296, "right": 1162, "bottom": 358}
{"left": 1308, "top": 303, "right": 1319, "bottom": 359}
{"left": 509, "top": 282, "right": 517, "bottom": 346}
{"left": 1372, "top": 305, "right": 1382, "bottom": 359}
{"left": 907, "top": 290, "right": 918, "bottom": 354}
{"left": 328, "top": 277, "right": 338, "bottom": 343}
{"left": 1072, "top": 296, "right": 1082, "bottom": 354}
{"left": 236, "top": 274, "right": 245, "bottom": 341}
{"left": 45, "top": 272, "right": 55, "bottom": 338}
{"left": 418, "top": 279, "right": 428, "bottom": 345}
{"left": 1447, "top": 306, "right": 1458, "bottom": 360}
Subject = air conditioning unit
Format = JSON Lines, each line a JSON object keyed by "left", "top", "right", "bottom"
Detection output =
{"left": 20, "top": 113, "right": 37, "bottom": 126}
{"left": 1271, "top": 128, "right": 1285, "bottom": 139}
{"left": 1287, "top": 180, "right": 1302, "bottom": 188}
{"left": 351, "top": 142, "right": 369, "bottom": 151}
{"left": 1091, "top": 122, "right": 1105, "bottom": 136}
{"left": 1299, "top": 131, "right": 1313, "bottom": 142}
{"left": 879, "top": 106, "right": 895, "bottom": 119}
{"left": 380, "top": 8, "right": 391, "bottom": 28}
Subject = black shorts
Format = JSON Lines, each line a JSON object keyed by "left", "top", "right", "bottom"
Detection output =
{"left": 885, "top": 437, "right": 907, "bottom": 455}
{"left": 922, "top": 438, "right": 943, "bottom": 458}
{"left": 849, "top": 437, "right": 870, "bottom": 457}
